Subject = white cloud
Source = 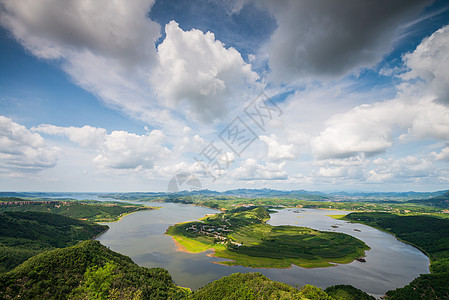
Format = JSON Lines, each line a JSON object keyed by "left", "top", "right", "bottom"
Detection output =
{"left": 432, "top": 147, "right": 449, "bottom": 161}
{"left": 311, "top": 100, "right": 401, "bottom": 159}
{"left": 150, "top": 21, "right": 260, "bottom": 122}
{"left": 315, "top": 156, "right": 365, "bottom": 179}
{"left": 153, "top": 161, "right": 205, "bottom": 178}
{"left": 0, "top": 0, "right": 159, "bottom": 65}
{"left": 33, "top": 124, "right": 107, "bottom": 148}
{"left": 259, "top": 134, "right": 295, "bottom": 161}
{"left": 172, "top": 126, "right": 207, "bottom": 154}
{"left": 263, "top": 0, "right": 429, "bottom": 82}
{"left": 310, "top": 25, "right": 449, "bottom": 160}
{"left": 0, "top": 116, "right": 59, "bottom": 173}
{"left": 312, "top": 97, "right": 449, "bottom": 160}
{"left": 401, "top": 25, "right": 449, "bottom": 105}
{"left": 94, "top": 129, "right": 170, "bottom": 170}
{"left": 367, "top": 155, "right": 434, "bottom": 183}
{"left": 34, "top": 124, "right": 170, "bottom": 170}
{"left": 230, "top": 158, "right": 288, "bottom": 180}
{"left": 0, "top": 0, "right": 185, "bottom": 129}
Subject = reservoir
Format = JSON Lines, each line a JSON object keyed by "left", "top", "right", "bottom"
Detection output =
{"left": 96, "top": 203, "right": 429, "bottom": 298}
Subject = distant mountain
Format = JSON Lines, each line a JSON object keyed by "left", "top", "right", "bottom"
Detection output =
{"left": 408, "top": 191, "right": 449, "bottom": 208}
{"left": 3, "top": 189, "right": 448, "bottom": 202}
{"left": 329, "top": 190, "right": 448, "bottom": 199}
{"left": 221, "top": 188, "right": 327, "bottom": 199}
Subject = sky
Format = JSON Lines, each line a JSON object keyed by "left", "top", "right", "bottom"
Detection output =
{"left": 1, "top": 0, "right": 449, "bottom": 193}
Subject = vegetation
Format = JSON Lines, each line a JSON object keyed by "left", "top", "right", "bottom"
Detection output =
{"left": 189, "top": 272, "right": 332, "bottom": 299}
{"left": 344, "top": 212, "right": 449, "bottom": 299}
{"left": 167, "top": 207, "right": 369, "bottom": 268}
{"left": 0, "top": 211, "right": 108, "bottom": 273}
{"left": 0, "top": 240, "right": 189, "bottom": 299}
{"left": 324, "top": 285, "right": 375, "bottom": 300}
{"left": 0, "top": 197, "right": 152, "bottom": 222}
{"left": 150, "top": 193, "right": 446, "bottom": 217}
{"left": 408, "top": 191, "right": 449, "bottom": 209}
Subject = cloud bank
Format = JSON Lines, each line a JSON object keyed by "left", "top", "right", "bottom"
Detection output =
{"left": 0, "top": 116, "right": 59, "bottom": 173}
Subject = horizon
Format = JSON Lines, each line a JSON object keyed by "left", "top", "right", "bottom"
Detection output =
{"left": 2, "top": 187, "right": 447, "bottom": 194}
{"left": 1, "top": 1, "right": 449, "bottom": 192}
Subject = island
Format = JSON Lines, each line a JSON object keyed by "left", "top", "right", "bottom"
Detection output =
{"left": 166, "top": 207, "right": 370, "bottom": 268}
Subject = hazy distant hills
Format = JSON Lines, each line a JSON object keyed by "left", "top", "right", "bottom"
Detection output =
{"left": 408, "top": 191, "right": 449, "bottom": 208}
{"left": 2, "top": 189, "right": 448, "bottom": 202}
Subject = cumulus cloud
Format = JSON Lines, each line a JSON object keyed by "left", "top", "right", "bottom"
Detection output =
{"left": 0, "top": 116, "right": 59, "bottom": 172}
{"left": 150, "top": 21, "right": 260, "bottom": 122}
{"left": 259, "top": 134, "right": 295, "bottom": 161}
{"left": 312, "top": 100, "right": 402, "bottom": 159}
{"left": 263, "top": 0, "right": 429, "bottom": 82}
{"left": 34, "top": 124, "right": 170, "bottom": 170}
{"left": 33, "top": 124, "right": 107, "bottom": 148}
{"left": 315, "top": 156, "right": 365, "bottom": 179}
{"left": 432, "top": 147, "right": 449, "bottom": 161}
{"left": 312, "top": 23, "right": 449, "bottom": 160}
{"left": 0, "top": 0, "right": 159, "bottom": 64}
{"left": 94, "top": 130, "right": 170, "bottom": 169}
{"left": 231, "top": 158, "right": 287, "bottom": 180}
{"left": 401, "top": 24, "right": 449, "bottom": 105}
{"left": 312, "top": 97, "right": 449, "bottom": 159}
{"left": 0, "top": 0, "right": 180, "bottom": 127}
{"left": 172, "top": 126, "right": 207, "bottom": 154}
{"left": 367, "top": 156, "right": 433, "bottom": 183}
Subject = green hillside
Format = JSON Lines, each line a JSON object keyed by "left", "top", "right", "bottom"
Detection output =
{"left": 0, "top": 211, "right": 107, "bottom": 272}
{"left": 0, "top": 198, "right": 151, "bottom": 222}
{"left": 408, "top": 191, "right": 449, "bottom": 208}
{"left": 344, "top": 212, "right": 449, "bottom": 299}
{"left": 0, "top": 240, "right": 189, "bottom": 299}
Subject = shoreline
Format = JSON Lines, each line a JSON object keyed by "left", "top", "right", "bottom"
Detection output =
{"left": 169, "top": 234, "right": 212, "bottom": 254}
{"left": 99, "top": 206, "right": 157, "bottom": 223}
{"left": 167, "top": 231, "right": 368, "bottom": 270}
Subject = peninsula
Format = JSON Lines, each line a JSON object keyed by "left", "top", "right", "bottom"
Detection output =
{"left": 166, "top": 207, "right": 369, "bottom": 268}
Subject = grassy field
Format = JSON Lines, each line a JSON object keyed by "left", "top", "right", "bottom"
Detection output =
{"left": 166, "top": 207, "right": 369, "bottom": 268}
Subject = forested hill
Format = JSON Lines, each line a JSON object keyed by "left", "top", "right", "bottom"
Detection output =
{"left": 0, "top": 240, "right": 189, "bottom": 299}
{"left": 0, "top": 197, "right": 151, "bottom": 222}
{"left": 345, "top": 212, "right": 449, "bottom": 299}
{"left": 188, "top": 273, "right": 375, "bottom": 300}
{"left": 0, "top": 240, "right": 374, "bottom": 299}
{"left": 408, "top": 191, "right": 449, "bottom": 208}
{"left": 0, "top": 211, "right": 107, "bottom": 272}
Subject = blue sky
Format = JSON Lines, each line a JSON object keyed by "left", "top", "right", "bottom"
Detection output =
{"left": 1, "top": 0, "right": 449, "bottom": 192}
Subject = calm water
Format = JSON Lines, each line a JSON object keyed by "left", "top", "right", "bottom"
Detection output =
{"left": 96, "top": 203, "right": 429, "bottom": 298}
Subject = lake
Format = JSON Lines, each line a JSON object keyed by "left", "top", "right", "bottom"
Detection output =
{"left": 96, "top": 203, "right": 429, "bottom": 298}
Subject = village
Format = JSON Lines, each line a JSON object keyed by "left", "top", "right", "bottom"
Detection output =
{"left": 183, "top": 222, "right": 243, "bottom": 247}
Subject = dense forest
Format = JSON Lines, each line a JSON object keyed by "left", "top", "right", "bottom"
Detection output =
{"left": 188, "top": 273, "right": 375, "bottom": 299}
{"left": 0, "top": 211, "right": 107, "bottom": 272}
{"left": 0, "top": 240, "right": 189, "bottom": 299}
{"left": 0, "top": 197, "right": 151, "bottom": 222}
{"left": 0, "top": 240, "right": 373, "bottom": 299}
{"left": 345, "top": 212, "right": 449, "bottom": 299}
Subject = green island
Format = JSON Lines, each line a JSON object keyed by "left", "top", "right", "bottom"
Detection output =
{"left": 166, "top": 207, "right": 369, "bottom": 268}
